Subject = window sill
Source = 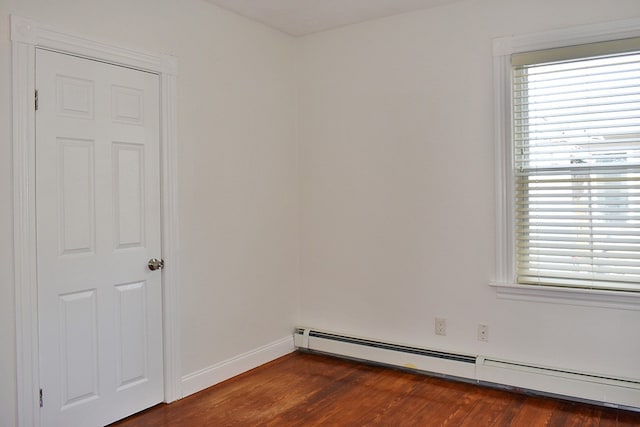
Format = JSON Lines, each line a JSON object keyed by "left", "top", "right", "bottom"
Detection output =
{"left": 489, "top": 282, "right": 640, "bottom": 311}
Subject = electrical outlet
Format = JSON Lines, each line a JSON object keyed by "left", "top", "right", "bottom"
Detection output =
{"left": 478, "top": 324, "right": 489, "bottom": 342}
{"left": 435, "top": 318, "right": 447, "bottom": 336}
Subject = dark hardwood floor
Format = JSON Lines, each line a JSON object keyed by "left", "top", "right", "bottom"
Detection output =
{"left": 112, "top": 351, "right": 640, "bottom": 426}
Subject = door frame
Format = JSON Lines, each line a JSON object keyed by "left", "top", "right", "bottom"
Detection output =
{"left": 11, "top": 15, "right": 182, "bottom": 426}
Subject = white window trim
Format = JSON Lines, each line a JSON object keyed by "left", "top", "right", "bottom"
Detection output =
{"left": 492, "top": 17, "right": 640, "bottom": 311}
{"left": 11, "top": 15, "right": 182, "bottom": 426}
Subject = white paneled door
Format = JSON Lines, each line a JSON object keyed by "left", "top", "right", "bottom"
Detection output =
{"left": 36, "top": 49, "right": 164, "bottom": 426}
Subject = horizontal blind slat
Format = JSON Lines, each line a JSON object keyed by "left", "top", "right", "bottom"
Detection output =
{"left": 517, "top": 278, "right": 640, "bottom": 292}
{"left": 514, "top": 95, "right": 640, "bottom": 115}
{"left": 517, "top": 249, "right": 640, "bottom": 259}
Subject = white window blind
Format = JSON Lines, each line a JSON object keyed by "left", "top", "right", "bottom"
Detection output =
{"left": 512, "top": 39, "right": 640, "bottom": 291}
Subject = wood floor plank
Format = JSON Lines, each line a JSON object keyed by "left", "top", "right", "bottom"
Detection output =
{"left": 111, "top": 352, "right": 640, "bottom": 426}
{"left": 456, "top": 387, "right": 522, "bottom": 427}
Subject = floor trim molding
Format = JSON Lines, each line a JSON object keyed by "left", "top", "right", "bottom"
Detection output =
{"left": 181, "top": 336, "right": 295, "bottom": 398}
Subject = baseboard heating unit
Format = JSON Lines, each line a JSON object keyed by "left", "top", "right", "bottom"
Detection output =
{"left": 294, "top": 327, "right": 640, "bottom": 411}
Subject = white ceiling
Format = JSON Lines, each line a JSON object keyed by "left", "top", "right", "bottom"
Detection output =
{"left": 204, "top": 0, "right": 463, "bottom": 36}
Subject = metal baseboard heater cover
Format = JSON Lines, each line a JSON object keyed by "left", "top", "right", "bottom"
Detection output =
{"left": 294, "top": 327, "right": 640, "bottom": 411}
{"left": 295, "top": 328, "right": 478, "bottom": 382}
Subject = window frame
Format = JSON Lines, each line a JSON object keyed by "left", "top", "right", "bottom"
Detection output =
{"left": 492, "top": 17, "right": 640, "bottom": 309}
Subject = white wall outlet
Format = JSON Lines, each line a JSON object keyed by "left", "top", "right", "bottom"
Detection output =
{"left": 478, "top": 324, "right": 489, "bottom": 342}
{"left": 435, "top": 318, "right": 447, "bottom": 336}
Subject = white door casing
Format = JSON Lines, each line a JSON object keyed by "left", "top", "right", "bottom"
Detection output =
{"left": 36, "top": 49, "right": 163, "bottom": 426}
{"left": 11, "top": 16, "right": 181, "bottom": 427}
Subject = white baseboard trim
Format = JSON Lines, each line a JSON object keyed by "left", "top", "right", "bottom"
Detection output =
{"left": 181, "top": 335, "right": 295, "bottom": 398}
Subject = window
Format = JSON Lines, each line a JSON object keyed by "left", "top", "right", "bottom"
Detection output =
{"left": 494, "top": 22, "right": 640, "bottom": 295}
{"left": 513, "top": 39, "right": 640, "bottom": 291}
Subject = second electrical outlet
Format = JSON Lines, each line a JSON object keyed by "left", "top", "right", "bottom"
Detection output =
{"left": 435, "top": 317, "right": 447, "bottom": 336}
{"left": 478, "top": 324, "right": 489, "bottom": 342}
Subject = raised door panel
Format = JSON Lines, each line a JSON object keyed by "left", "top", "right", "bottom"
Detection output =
{"left": 113, "top": 143, "right": 145, "bottom": 249}
{"left": 59, "top": 290, "right": 99, "bottom": 409}
{"left": 56, "top": 75, "right": 94, "bottom": 120}
{"left": 112, "top": 85, "right": 144, "bottom": 125}
{"left": 58, "top": 139, "right": 96, "bottom": 256}
{"left": 115, "top": 281, "right": 148, "bottom": 390}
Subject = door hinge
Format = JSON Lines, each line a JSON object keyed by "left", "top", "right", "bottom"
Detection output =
{"left": 35, "top": 90, "right": 39, "bottom": 111}
{"left": 39, "top": 388, "right": 43, "bottom": 407}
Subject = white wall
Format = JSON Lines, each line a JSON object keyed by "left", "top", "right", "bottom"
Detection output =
{"left": 298, "top": 0, "right": 640, "bottom": 381}
{"left": 0, "top": 1, "right": 299, "bottom": 426}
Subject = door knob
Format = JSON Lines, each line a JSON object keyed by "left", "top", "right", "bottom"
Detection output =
{"left": 148, "top": 258, "right": 164, "bottom": 271}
